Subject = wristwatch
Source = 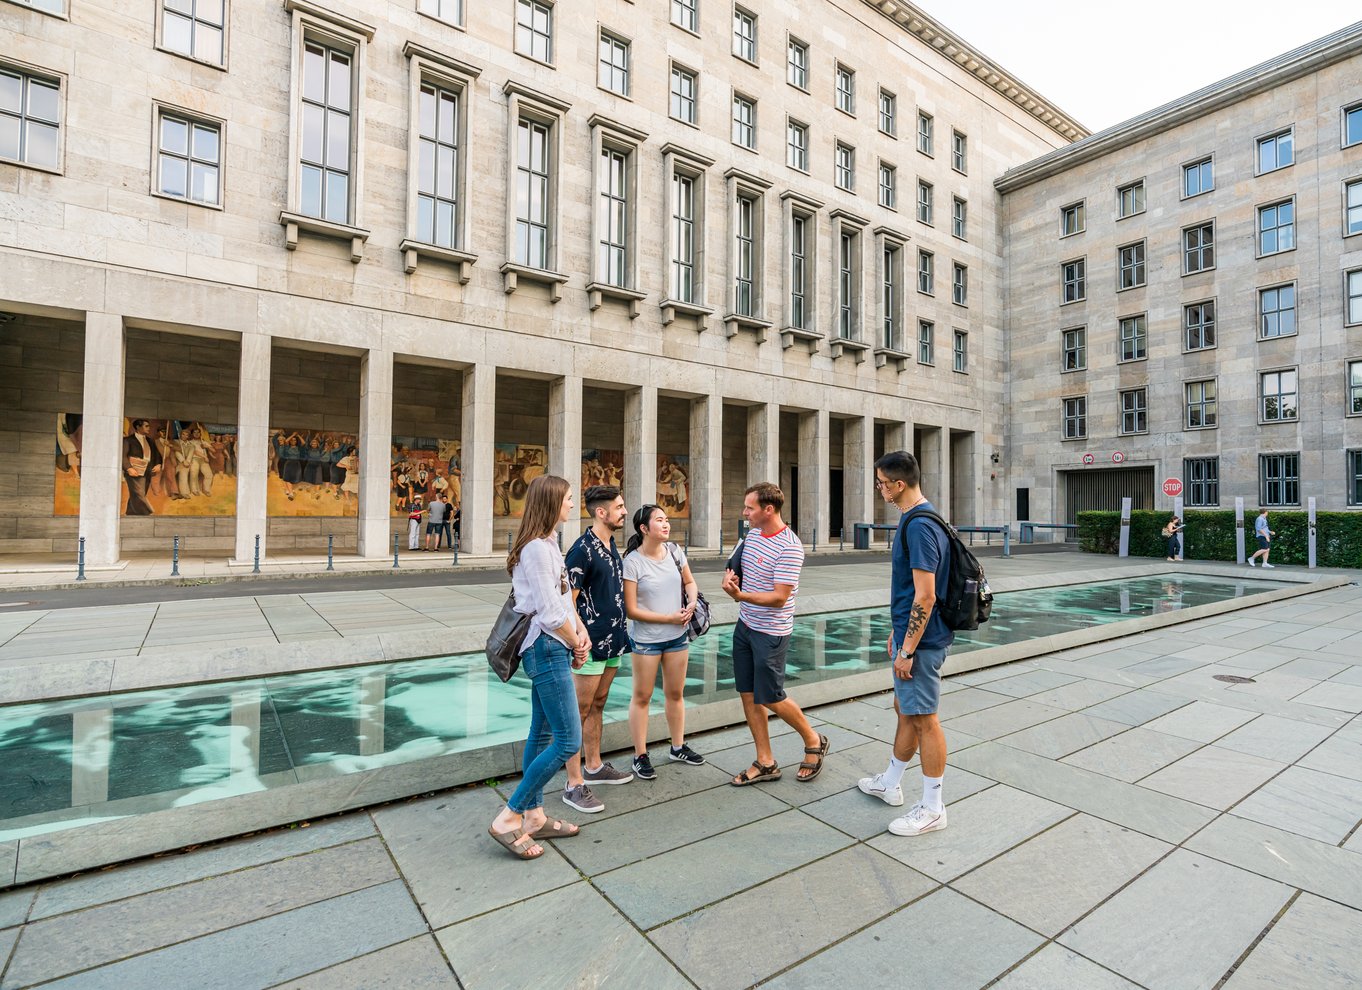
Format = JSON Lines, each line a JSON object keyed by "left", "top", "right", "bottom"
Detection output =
{"left": 897, "top": 647, "right": 914, "bottom": 660}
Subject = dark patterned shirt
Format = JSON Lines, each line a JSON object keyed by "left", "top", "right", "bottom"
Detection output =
{"left": 565, "top": 528, "right": 628, "bottom": 660}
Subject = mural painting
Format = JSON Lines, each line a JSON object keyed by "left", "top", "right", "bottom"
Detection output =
{"left": 657, "top": 454, "right": 690, "bottom": 519}
{"left": 390, "top": 438, "right": 461, "bottom": 515}
{"left": 493, "top": 443, "right": 547, "bottom": 518}
{"left": 579, "top": 449, "right": 623, "bottom": 516}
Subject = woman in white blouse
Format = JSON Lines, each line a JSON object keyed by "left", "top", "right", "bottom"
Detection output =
{"left": 488, "top": 474, "right": 592, "bottom": 860}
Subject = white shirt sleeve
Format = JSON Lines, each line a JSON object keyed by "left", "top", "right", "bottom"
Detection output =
{"left": 514, "top": 539, "right": 572, "bottom": 633}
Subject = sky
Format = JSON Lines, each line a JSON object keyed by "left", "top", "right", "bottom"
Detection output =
{"left": 914, "top": 1, "right": 1361, "bottom": 133}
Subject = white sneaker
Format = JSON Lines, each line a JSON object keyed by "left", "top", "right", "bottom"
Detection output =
{"left": 1247, "top": 559, "right": 1256, "bottom": 567}
{"left": 857, "top": 774, "right": 905, "bottom": 806}
{"left": 1262, "top": 562, "right": 1275, "bottom": 569}
{"left": 888, "top": 803, "right": 948, "bottom": 836}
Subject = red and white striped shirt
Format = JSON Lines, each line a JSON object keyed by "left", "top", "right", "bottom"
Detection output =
{"left": 738, "top": 526, "right": 804, "bottom": 635}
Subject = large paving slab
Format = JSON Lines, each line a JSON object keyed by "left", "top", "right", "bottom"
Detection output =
{"left": 272, "top": 936, "right": 458, "bottom": 989}
{"left": 1137, "top": 746, "right": 1286, "bottom": 810}
{"left": 991, "top": 945, "right": 1142, "bottom": 990}
{"left": 1221, "top": 894, "right": 1362, "bottom": 989}
{"left": 1228, "top": 765, "right": 1362, "bottom": 843}
{"left": 1060, "top": 726, "right": 1206, "bottom": 782}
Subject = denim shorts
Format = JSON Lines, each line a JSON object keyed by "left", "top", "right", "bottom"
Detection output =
{"left": 630, "top": 632, "right": 690, "bottom": 656}
{"left": 892, "top": 644, "right": 950, "bottom": 716}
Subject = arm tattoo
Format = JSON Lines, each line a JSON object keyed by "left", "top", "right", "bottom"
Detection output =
{"left": 906, "top": 602, "right": 929, "bottom": 639}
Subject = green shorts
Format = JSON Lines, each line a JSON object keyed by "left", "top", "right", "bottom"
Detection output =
{"left": 574, "top": 655, "right": 623, "bottom": 677}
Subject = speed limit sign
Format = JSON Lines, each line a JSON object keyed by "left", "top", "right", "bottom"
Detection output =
{"left": 1111, "top": 451, "right": 1126, "bottom": 463}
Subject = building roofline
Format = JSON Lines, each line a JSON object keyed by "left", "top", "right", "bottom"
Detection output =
{"left": 859, "top": 0, "right": 1090, "bottom": 143}
{"left": 995, "top": 20, "right": 1362, "bottom": 193}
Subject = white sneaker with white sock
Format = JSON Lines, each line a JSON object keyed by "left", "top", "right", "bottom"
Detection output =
{"left": 1262, "top": 562, "right": 1275, "bottom": 568}
{"left": 888, "top": 802, "right": 948, "bottom": 836}
{"left": 857, "top": 773, "right": 905, "bottom": 806}
{"left": 1247, "top": 558, "right": 1256, "bottom": 567}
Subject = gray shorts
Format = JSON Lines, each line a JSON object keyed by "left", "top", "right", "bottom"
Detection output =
{"left": 892, "top": 645, "right": 949, "bottom": 715}
{"left": 732, "top": 620, "right": 789, "bottom": 706}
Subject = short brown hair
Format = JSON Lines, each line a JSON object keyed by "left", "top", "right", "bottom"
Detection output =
{"left": 745, "top": 481, "right": 784, "bottom": 513}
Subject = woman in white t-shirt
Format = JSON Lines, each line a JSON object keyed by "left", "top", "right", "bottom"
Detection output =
{"left": 622, "top": 504, "right": 706, "bottom": 780}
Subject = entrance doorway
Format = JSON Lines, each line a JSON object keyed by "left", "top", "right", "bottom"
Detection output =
{"left": 1062, "top": 466, "right": 1155, "bottom": 523}
{"left": 829, "top": 469, "right": 844, "bottom": 539}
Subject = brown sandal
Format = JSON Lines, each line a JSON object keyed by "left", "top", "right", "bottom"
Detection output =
{"left": 797, "top": 734, "right": 831, "bottom": 782}
{"left": 487, "top": 824, "right": 544, "bottom": 860}
{"left": 731, "top": 760, "right": 781, "bottom": 786}
{"left": 528, "top": 817, "right": 580, "bottom": 840}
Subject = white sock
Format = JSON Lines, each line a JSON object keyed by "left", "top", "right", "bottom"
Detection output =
{"left": 922, "top": 774, "right": 944, "bottom": 813}
{"left": 585, "top": 763, "right": 603, "bottom": 774}
{"left": 882, "top": 757, "right": 910, "bottom": 789}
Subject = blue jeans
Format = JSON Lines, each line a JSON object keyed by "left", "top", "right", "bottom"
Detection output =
{"left": 507, "top": 636, "right": 583, "bottom": 814}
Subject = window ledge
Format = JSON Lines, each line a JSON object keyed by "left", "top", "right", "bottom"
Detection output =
{"left": 400, "top": 239, "right": 476, "bottom": 282}
{"left": 500, "top": 261, "right": 569, "bottom": 301}
{"left": 279, "top": 211, "right": 369, "bottom": 262}
{"left": 830, "top": 338, "right": 871, "bottom": 363}
{"left": 723, "top": 312, "right": 773, "bottom": 342}
{"left": 873, "top": 346, "right": 910, "bottom": 371}
{"left": 661, "top": 299, "right": 714, "bottom": 331}
{"left": 780, "top": 326, "right": 823, "bottom": 352}
{"left": 587, "top": 281, "right": 646, "bottom": 319}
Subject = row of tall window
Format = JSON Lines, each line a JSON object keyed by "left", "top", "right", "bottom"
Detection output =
{"left": 1132, "top": 451, "right": 1362, "bottom": 508}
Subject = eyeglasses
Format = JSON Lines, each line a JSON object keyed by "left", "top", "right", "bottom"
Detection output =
{"left": 874, "top": 478, "right": 901, "bottom": 490}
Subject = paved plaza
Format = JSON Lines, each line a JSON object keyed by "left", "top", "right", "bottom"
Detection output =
{"left": 2, "top": 559, "right": 1361, "bottom": 988}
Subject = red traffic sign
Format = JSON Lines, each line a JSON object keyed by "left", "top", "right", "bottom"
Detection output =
{"left": 1162, "top": 478, "right": 1183, "bottom": 498}
{"left": 1082, "top": 453, "right": 1095, "bottom": 465}
{"left": 1111, "top": 451, "right": 1125, "bottom": 463}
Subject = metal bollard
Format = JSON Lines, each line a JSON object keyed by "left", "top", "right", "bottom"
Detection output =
{"left": 507, "top": 532, "right": 512, "bottom": 554}
{"left": 253, "top": 534, "right": 261, "bottom": 574}
{"left": 326, "top": 533, "right": 334, "bottom": 571}
{"left": 557, "top": 529, "right": 562, "bottom": 550}
{"left": 839, "top": 529, "right": 844, "bottom": 552}
{"left": 171, "top": 535, "right": 180, "bottom": 577}
{"left": 77, "top": 536, "right": 86, "bottom": 581}
{"left": 452, "top": 535, "right": 459, "bottom": 566}
{"left": 812, "top": 526, "right": 817, "bottom": 554}
{"left": 393, "top": 532, "right": 400, "bottom": 568}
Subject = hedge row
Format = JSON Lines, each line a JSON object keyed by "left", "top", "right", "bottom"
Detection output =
{"left": 1076, "top": 510, "right": 1362, "bottom": 568}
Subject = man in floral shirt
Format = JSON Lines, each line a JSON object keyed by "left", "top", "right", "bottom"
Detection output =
{"left": 561, "top": 485, "right": 633, "bottom": 812}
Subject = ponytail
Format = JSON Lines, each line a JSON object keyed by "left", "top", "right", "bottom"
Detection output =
{"left": 626, "top": 504, "right": 660, "bottom": 556}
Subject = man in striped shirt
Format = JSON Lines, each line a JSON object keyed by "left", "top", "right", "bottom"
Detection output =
{"left": 721, "top": 482, "right": 830, "bottom": 785}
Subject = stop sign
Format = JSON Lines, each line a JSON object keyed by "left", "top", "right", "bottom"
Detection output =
{"left": 1162, "top": 478, "right": 1183, "bottom": 497}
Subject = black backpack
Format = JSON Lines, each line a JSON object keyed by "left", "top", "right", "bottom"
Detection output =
{"left": 898, "top": 508, "right": 994, "bottom": 631}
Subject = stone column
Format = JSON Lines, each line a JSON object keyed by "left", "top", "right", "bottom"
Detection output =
{"left": 919, "top": 425, "right": 949, "bottom": 519}
{"left": 689, "top": 394, "right": 722, "bottom": 549}
{"left": 624, "top": 384, "right": 657, "bottom": 514}
{"left": 461, "top": 364, "right": 496, "bottom": 556}
{"left": 798, "top": 409, "right": 829, "bottom": 546}
{"left": 549, "top": 375, "right": 583, "bottom": 544}
{"left": 843, "top": 414, "right": 874, "bottom": 544}
{"left": 938, "top": 428, "right": 954, "bottom": 523}
{"left": 78, "top": 313, "right": 125, "bottom": 566}
{"left": 356, "top": 349, "right": 394, "bottom": 558}
{"left": 746, "top": 403, "right": 780, "bottom": 487}
{"left": 879, "top": 420, "right": 909, "bottom": 525}
{"left": 233, "top": 333, "right": 271, "bottom": 564}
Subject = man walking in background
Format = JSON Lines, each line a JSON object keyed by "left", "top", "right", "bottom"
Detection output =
{"left": 1248, "top": 508, "right": 1276, "bottom": 568}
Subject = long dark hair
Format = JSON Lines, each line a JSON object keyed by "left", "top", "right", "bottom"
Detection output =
{"left": 625, "top": 504, "right": 662, "bottom": 556}
{"left": 507, "top": 474, "right": 570, "bottom": 574}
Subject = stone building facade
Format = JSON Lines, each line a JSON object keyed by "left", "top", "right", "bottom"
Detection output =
{"left": 0, "top": 0, "right": 1079, "bottom": 562}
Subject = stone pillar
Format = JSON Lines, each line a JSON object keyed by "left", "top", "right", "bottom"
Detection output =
{"left": 78, "top": 313, "right": 125, "bottom": 566}
{"left": 689, "top": 394, "right": 722, "bottom": 549}
{"left": 747, "top": 403, "right": 779, "bottom": 488}
{"left": 938, "top": 428, "right": 954, "bottom": 524}
{"left": 919, "top": 426, "right": 949, "bottom": 519}
{"left": 879, "top": 420, "right": 909, "bottom": 525}
{"left": 797, "top": 409, "right": 829, "bottom": 546}
{"left": 843, "top": 414, "right": 874, "bottom": 544}
{"left": 233, "top": 333, "right": 271, "bottom": 564}
{"left": 461, "top": 364, "right": 496, "bottom": 556}
{"left": 624, "top": 384, "right": 657, "bottom": 514}
{"left": 549, "top": 374, "right": 583, "bottom": 543}
{"left": 357, "top": 349, "right": 394, "bottom": 558}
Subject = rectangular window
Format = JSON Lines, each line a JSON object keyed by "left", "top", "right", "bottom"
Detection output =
{"left": 1062, "top": 397, "right": 1087, "bottom": 440}
{"left": 1347, "top": 103, "right": 1362, "bottom": 148}
{"left": 671, "top": 172, "right": 695, "bottom": 303}
{"left": 918, "top": 320, "right": 934, "bottom": 365}
{"left": 1347, "top": 179, "right": 1362, "bottom": 237}
{"left": 838, "top": 230, "right": 856, "bottom": 339}
{"left": 916, "top": 111, "right": 933, "bottom": 155}
{"left": 515, "top": 0, "right": 553, "bottom": 63}
{"left": 735, "top": 193, "right": 757, "bottom": 316}
{"left": 1259, "top": 283, "right": 1296, "bottom": 338}
{"left": 1061, "top": 201, "right": 1085, "bottom": 236}
{"left": 1120, "top": 388, "right": 1148, "bottom": 435}
{"left": 1257, "top": 128, "right": 1293, "bottom": 173}
{"left": 0, "top": 66, "right": 61, "bottom": 170}
{"left": 162, "top": 0, "right": 226, "bottom": 64}
{"left": 418, "top": 0, "right": 462, "bottom": 25}
{"left": 156, "top": 110, "right": 220, "bottom": 206}
{"left": 733, "top": 7, "right": 757, "bottom": 62}
{"left": 1061, "top": 259, "right": 1086, "bottom": 303}
{"left": 1183, "top": 156, "right": 1213, "bottom": 197}
{"left": 952, "top": 262, "right": 967, "bottom": 306}
{"left": 1259, "top": 453, "right": 1300, "bottom": 506}
{"left": 835, "top": 65, "right": 855, "bottom": 115}
{"left": 1350, "top": 269, "right": 1362, "bottom": 325}
{"left": 834, "top": 142, "right": 855, "bottom": 192}
{"left": 5, "top": 0, "right": 64, "bottom": 13}
{"left": 1349, "top": 450, "right": 1362, "bottom": 506}
{"left": 787, "top": 37, "right": 807, "bottom": 89}
{"left": 1062, "top": 327, "right": 1086, "bottom": 371}
{"left": 877, "top": 162, "right": 895, "bottom": 208}
{"left": 952, "top": 197, "right": 966, "bottom": 239}
{"left": 882, "top": 245, "right": 898, "bottom": 349}
{"left": 917, "top": 249, "right": 933, "bottom": 295}
{"left": 1185, "top": 379, "right": 1217, "bottom": 429}
{"left": 732, "top": 94, "right": 756, "bottom": 150}
{"left": 1119, "top": 314, "right": 1147, "bottom": 362}
{"left": 670, "top": 65, "right": 697, "bottom": 125}
{"left": 1258, "top": 198, "right": 1295, "bottom": 255}
{"left": 514, "top": 117, "right": 552, "bottom": 268}
{"left": 1118, "top": 241, "right": 1145, "bottom": 289}
{"left": 1349, "top": 360, "right": 1362, "bottom": 416}
{"left": 1185, "top": 300, "right": 1215, "bottom": 350}
{"left": 1118, "top": 180, "right": 1145, "bottom": 218}
{"left": 415, "top": 81, "right": 462, "bottom": 247}
{"left": 878, "top": 89, "right": 896, "bottom": 136}
{"left": 596, "top": 147, "right": 628, "bottom": 287}
{"left": 671, "top": 0, "right": 697, "bottom": 33}
{"left": 1183, "top": 221, "right": 1214, "bottom": 273}
{"left": 1259, "top": 369, "right": 1299, "bottom": 423}
{"left": 916, "top": 179, "right": 932, "bottom": 224}
{"left": 299, "top": 41, "right": 354, "bottom": 224}
{"left": 786, "top": 119, "right": 808, "bottom": 172}
{"left": 1184, "top": 457, "right": 1219, "bottom": 506}
{"left": 953, "top": 329, "right": 967, "bottom": 372}
{"left": 790, "top": 212, "right": 810, "bottom": 330}
{"left": 952, "top": 130, "right": 967, "bottom": 173}
{"left": 598, "top": 31, "right": 629, "bottom": 96}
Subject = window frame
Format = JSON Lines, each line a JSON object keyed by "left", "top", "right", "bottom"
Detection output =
{"left": 1347, "top": 358, "right": 1362, "bottom": 417}
{"left": 878, "top": 88, "right": 896, "bottom": 137}
{"left": 588, "top": 116, "right": 647, "bottom": 301}
{"left": 662, "top": 143, "right": 713, "bottom": 316}
{"left": 731, "top": 91, "right": 757, "bottom": 151}
{"left": 917, "top": 248, "right": 934, "bottom": 296}
{"left": 1181, "top": 155, "right": 1213, "bottom": 199}
{"left": 1184, "top": 378, "right": 1218, "bottom": 430}
{"left": 1061, "top": 395, "right": 1088, "bottom": 441}
{"left": 1256, "top": 126, "right": 1294, "bottom": 175}
{"left": 1257, "top": 196, "right": 1296, "bottom": 258}
{"left": 1060, "top": 200, "right": 1085, "bottom": 237}
{"left": 1118, "top": 313, "right": 1147, "bottom": 363}
{"left": 1182, "top": 220, "right": 1215, "bottom": 275}
{"left": 1258, "top": 281, "right": 1297, "bottom": 340}
{"left": 1259, "top": 452, "right": 1301, "bottom": 507}
{"left": 670, "top": 0, "right": 698, "bottom": 35}
{"left": 1258, "top": 366, "right": 1300, "bottom": 425}
{"left": 1345, "top": 177, "right": 1362, "bottom": 239}
{"left": 877, "top": 160, "right": 896, "bottom": 210}
{"left": 597, "top": 28, "right": 631, "bottom": 98}
{"left": 780, "top": 191, "right": 821, "bottom": 335}
{"left": 916, "top": 178, "right": 933, "bottom": 226}
{"left": 916, "top": 110, "right": 933, "bottom": 156}
{"left": 514, "top": 0, "right": 554, "bottom": 66}
{"left": 1348, "top": 449, "right": 1362, "bottom": 507}
{"left": 1117, "top": 179, "right": 1146, "bottom": 220}
{"left": 1184, "top": 299, "right": 1216, "bottom": 352}
{"left": 1117, "top": 240, "right": 1146, "bottom": 291}
{"left": 725, "top": 167, "right": 771, "bottom": 327}
{"left": 1346, "top": 102, "right": 1362, "bottom": 149}
{"left": 951, "top": 196, "right": 966, "bottom": 240}
{"left": 0, "top": 59, "right": 65, "bottom": 174}
{"left": 951, "top": 129, "right": 967, "bottom": 174}
{"left": 1061, "top": 326, "right": 1086, "bottom": 373}
{"left": 1184, "top": 456, "right": 1220, "bottom": 507}
{"left": 1061, "top": 257, "right": 1086, "bottom": 304}
{"left": 732, "top": 5, "right": 757, "bottom": 65}
{"left": 834, "top": 141, "right": 855, "bottom": 193}
{"left": 833, "top": 216, "right": 863, "bottom": 341}
{"left": 786, "top": 35, "right": 808, "bottom": 91}
{"left": 951, "top": 261, "right": 967, "bottom": 307}
{"left": 952, "top": 328, "right": 968, "bottom": 373}
{"left": 834, "top": 63, "right": 855, "bottom": 117}
{"left": 1119, "top": 386, "right": 1148, "bottom": 436}
{"left": 785, "top": 117, "right": 809, "bottom": 174}
{"left": 918, "top": 319, "right": 935, "bottom": 366}
{"left": 2, "top": 0, "right": 66, "bottom": 17}
{"left": 876, "top": 229, "right": 906, "bottom": 352}
{"left": 669, "top": 62, "right": 699, "bottom": 127}
{"left": 1348, "top": 268, "right": 1362, "bottom": 327}
{"left": 151, "top": 103, "right": 225, "bottom": 209}
{"left": 156, "top": 0, "right": 230, "bottom": 68}
{"left": 500, "top": 80, "right": 571, "bottom": 291}
{"left": 417, "top": 0, "right": 464, "bottom": 28}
